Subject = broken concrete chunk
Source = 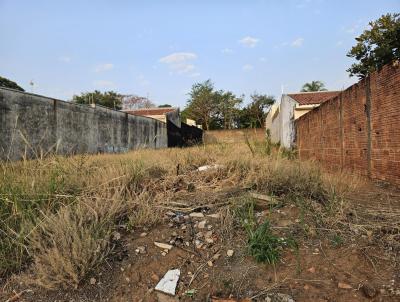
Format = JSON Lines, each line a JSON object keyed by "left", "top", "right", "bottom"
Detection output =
{"left": 154, "top": 242, "right": 173, "bottom": 250}
{"left": 338, "top": 282, "right": 352, "bottom": 289}
{"left": 198, "top": 220, "right": 207, "bottom": 229}
{"left": 249, "top": 192, "right": 279, "bottom": 207}
{"left": 207, "top": 213, "right": 220, "bottom": 219}
{"left": 197, "top": 164, "right": 224, "bottom": 172}
{"left": 249, "top": 192, "right": 274, "bottom": 201}
{"left": 189, "top": 212, "right": 205, "bottom": 218}
{"left": 135, "top": 246, "right": 146, "bottom": 254}
{"left": 226, "top": 250, "right": 234, "bottom": 257}
{"left": 205, "top": 238, "right": 214, "bottom": 244}
{"left": 90, "top": 277, "right": 96, "bottom": 285}
{"left": 155, "top": 269, "right": 180, "bottom": 296}
{"left": 195, "top": 240, "right": 203, "bottom": 249}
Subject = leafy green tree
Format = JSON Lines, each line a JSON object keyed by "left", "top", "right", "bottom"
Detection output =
{"left": 0, "top": 76, "right": 24, "bottom": 91}
{"left": 72, "top": 90, "right": 122, "bottom": 110}
{"left": 214, "top": 90, "right": 243, "bottom": 129}
{"left": 347, "top": 13, "right": 400, "bottom": 79}
{"left": 239, "top": 93, "right": 275, "bottom": 128}
{"left": 184, "top": 80, "right": 217, "bottom": 130}
{"left": 301, "top": 81, "right": 327, "bottom": 92}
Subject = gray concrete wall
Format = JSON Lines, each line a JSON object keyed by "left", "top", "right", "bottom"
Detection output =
{"left": 266, "top": 95, "right": 296, "bottom": 148}
{"left": 268, "top": 104, "right": 281, "bottom": 145}
{"left": 0, "top": 88, "right": 167, "bottom": 160}
{"left": 279, "top": 95, "right": 296, "bottom": 149}
{"left": 165, "top": 108, "right": 181, "bottom": 128}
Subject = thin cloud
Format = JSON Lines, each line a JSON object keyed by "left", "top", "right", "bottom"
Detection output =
{"left": 95, "top": 63, "right": 114, "bottom": 72}
{"left": 242, "top": 64, "right": 254, "bottom": 72}
{"left": 291, "top": 37, "right": 304, "bottom": 47}
{"left": 159, "top": 52, "right": 197, "bottom": 64}
{"left": 159, "top": 52, "right": 198, "bottom": 76}
{"left": 259, "top": 57, "right": 267, "bottom": 62}
{"left": 239, "top": 36, "right": 260, "bottom": 48}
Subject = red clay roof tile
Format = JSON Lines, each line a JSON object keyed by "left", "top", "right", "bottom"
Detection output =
{"left": 287, "top": 91, "right": 340, "bottom": 105}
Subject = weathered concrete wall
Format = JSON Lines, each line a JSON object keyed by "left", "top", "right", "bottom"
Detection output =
{"left": 296, "top": 63, "right": 400, "bottom": 184}
{"left": 266, "top": 96, "right": 296, "bottom": 148}
{"left": 266, "top": 104, "right": 280, "bottom": 143}
{"left": 279, "top": 95, "right": 296, "bottom": 148}
{"left": 0, "top": 88, "right": 167, "bottom": 160}
{"left": 165, "top": 109, "right": 181, "bottom": 128}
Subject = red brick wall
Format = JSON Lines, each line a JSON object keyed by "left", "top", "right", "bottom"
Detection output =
{"left": 296, "top": 63, "right": 400, "bottom": 184}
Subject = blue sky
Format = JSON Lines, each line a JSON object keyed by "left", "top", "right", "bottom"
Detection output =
{"left": 0, "top": 0, "right": 399, "bottom": 108}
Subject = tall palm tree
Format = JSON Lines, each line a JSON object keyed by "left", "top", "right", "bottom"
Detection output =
{"left": 301, "top": 81, "right": 327, "bottom": 92}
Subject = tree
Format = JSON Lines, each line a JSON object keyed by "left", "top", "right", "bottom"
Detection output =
{"left": 0, "top": 76, "right": 24, "bottom": 91}
{"left": 214, "top": 90, "right": 243, "bottom": 129}
{"left": 122, "top": 95, "right": 155, "bottom": 110}
{"left": 239, "top": 93, "right": 275, "bottom": 128}
{"left": 72, "top": 90, "right": 122, "bottom": 110}
{"left": 347, "top": 13, "right": 400, "bottom": 79}
{"left": 301, "top": 81, "right": 327, "bottom": 92}
{"left": 184, "top": 80, "right": 217, "bottom": 130}
{"left": 158, "top": 104, "right": 172, "bottom": 108}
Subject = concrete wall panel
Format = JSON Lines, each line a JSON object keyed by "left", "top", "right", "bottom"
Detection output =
{"left": 0, "top": 88, "right": 168, "bottom": 160}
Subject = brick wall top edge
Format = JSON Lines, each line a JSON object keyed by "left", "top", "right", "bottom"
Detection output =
{"left": 296, "top": 62, "right": 399, "bottom": 124}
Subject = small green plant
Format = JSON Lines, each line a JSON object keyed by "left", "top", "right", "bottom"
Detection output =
{"left": 330, "top": 234, "right": 344, "bottom": 247}
{"left": 248, "top": 220, "right": 288, "bottom": 264}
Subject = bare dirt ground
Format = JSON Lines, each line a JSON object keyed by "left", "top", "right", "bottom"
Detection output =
{"left": 2, "top": 180, "right": 399, "bottom": 302}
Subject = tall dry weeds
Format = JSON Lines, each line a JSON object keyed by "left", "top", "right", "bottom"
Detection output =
{"left": 0, "top": 141, "right": 362, "bottom": 289}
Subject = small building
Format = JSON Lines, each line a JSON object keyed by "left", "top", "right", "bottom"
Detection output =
{"left": 185, "top": 118, "right": 202, "bottom": 129}
{"left": 266, "top": 91, "right": 339, "bottom": 148}
{"left": 122, "top": 107, "right": 178, "bottom": 123}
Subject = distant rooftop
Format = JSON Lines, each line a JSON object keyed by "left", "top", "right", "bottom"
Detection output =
{"left": 122, "top": 107, "right": 177, "bottom": 116}
{"left": 287, "top": 91, "right": 340, "bottom": 105}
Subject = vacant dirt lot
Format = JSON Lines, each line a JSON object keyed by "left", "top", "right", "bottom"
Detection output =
{"left": 1, "top": 140, "right": 399, "bottom": 301}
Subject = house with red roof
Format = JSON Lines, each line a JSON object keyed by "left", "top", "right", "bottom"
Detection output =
{"left": 265, "top": 91, "right": 339, "bottom": 148}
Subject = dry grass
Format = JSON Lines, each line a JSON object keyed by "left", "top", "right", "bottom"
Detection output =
{"left": 1, "top": 140, "right": 396, "bottom": 290}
